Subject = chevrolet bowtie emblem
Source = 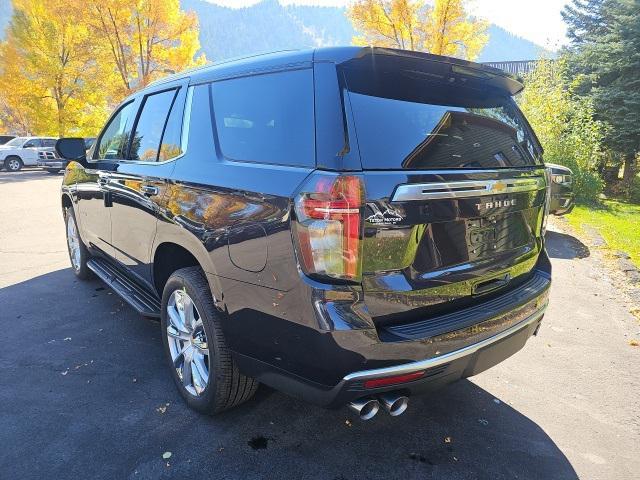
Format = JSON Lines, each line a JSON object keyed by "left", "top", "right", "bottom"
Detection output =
{"left": 491, "top": 181, "right": 507, "bottom": 193}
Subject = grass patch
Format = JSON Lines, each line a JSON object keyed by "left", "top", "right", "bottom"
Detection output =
{"left": 566, "top": 200, "right": 640, "bottom": 266}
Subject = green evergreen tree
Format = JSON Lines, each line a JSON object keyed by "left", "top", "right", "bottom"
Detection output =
{"left": 562, "top": 0, "right": 640, "bottom": 192}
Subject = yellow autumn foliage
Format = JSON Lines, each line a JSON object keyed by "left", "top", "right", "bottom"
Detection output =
{"left": 0, "top": 0, "right": 206, "bottom": 137}
{"left": 348, "top": 0, "right": 488, "bottom": 60}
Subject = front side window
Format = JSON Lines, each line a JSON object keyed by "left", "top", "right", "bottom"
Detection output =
{"left": 96, "top": 101, "right": 137, "bottom": 159}
{"left": 129, "top": 89, "right": 179, "bottom": 161}
{"left": 211, "top": 69, "right": 315, "bottom": 167}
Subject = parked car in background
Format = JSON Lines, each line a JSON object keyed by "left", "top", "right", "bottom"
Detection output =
{"left": 57, "top": 47, "right": 551, "bottom": 420}
{"left": 0, "top": 135, "right": 16, "bottom": 145}
{"left": 0, "top": 136, "right": 57, "bottom": 171}
{"left": 37, "top": 148, "right": 65, "bottom": 174}
{"left": 37, "top": 137, "right": 97, "bottom": 174}
{"left": 546, "top": 163, "right": 574, "bottom": 215}
{"left": 36, "top": 137, "right": 96, "bottom": 174}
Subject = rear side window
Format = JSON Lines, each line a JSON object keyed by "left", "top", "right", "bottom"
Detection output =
{"left": 23, "top": 139, "right": 41, "bottom": 148}
{"left": 97, "top": 102, "right": 137, "bottom": 159}
{"left": 211, "top": 69, "right": 315, "bottom": 167}
{"left": 42, "top": 139, "right": 56, "bottom": 148}
{"left": 158, "top": 92, "right": 184, "bottom": 161}
{"left": 344, "top": 67, "right": 541, "bottom": 170}
{"left": 130, "top": 89, "right": 178, "bottom": 161}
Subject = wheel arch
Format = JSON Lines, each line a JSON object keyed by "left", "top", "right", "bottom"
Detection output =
{"left": 151, "top": 240, "right": 222, "bottom": 305}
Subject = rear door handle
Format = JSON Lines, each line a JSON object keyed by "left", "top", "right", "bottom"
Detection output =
{"left": 141, "top": 185, "right": 159, "bottom": 196}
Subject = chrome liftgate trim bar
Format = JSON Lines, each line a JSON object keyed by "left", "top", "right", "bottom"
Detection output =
{"left": 391, "top": 177, "right": 545, "bottom": 202}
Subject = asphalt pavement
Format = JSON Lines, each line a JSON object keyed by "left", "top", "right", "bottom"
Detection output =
{"left": 1, "top": 169, "right": 638, "bottom": 479}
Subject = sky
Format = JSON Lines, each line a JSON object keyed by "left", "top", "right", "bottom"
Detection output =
{"left": 207, "top": 0, "right": 570, "bottom": 49}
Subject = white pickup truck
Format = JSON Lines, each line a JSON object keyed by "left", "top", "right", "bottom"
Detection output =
{"left": 0, "top": 137, "right": 58, "bottom": 172}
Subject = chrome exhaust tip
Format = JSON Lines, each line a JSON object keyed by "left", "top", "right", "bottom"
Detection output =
{"left": 378, "top": 393, "right": 409, "bottom": 417}
{"left": 348, "top": 398, "right": 380, "bottom": 420}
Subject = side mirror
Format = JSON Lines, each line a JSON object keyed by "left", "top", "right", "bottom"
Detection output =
{"left": 56, "top": 138, "right": 87, "bottom": 165}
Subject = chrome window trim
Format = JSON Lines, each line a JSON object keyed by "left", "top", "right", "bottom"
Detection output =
{"left": 181, "top": 85, "right": 194, "bottom": 154}
{"left": 391, "top": 177, "right": 545, "bottom": 202}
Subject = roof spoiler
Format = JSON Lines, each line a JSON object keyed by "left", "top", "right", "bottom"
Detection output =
{"left": 339, "top": 47, "right": 524, "bottom": 96}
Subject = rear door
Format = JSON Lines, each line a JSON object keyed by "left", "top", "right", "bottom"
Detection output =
{"left": 340, "top": 55, "right": 547, "bottom": 323}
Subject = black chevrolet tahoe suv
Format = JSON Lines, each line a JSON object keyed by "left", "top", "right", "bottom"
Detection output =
{"left": 57, "top": 47, "right": 551, "bottom": 420}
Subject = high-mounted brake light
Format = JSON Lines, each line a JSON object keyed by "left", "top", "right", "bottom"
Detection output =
{"left": 293, "top": 174, "right": 364, "bottom": 282}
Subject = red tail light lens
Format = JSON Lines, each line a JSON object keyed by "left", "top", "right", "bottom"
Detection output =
{"left": 363, "top": 371, "right": 426, "bottom": 389}
{"left": 293, "top": 174, "right": 364, "bottom": 282}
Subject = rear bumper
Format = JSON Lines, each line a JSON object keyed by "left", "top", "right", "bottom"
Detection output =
{"left": 37, "top": 160, "right": 65, "bottom": 169}
{"left": 231, "top": 252, "right": 551, "bottom": 408}
{"left": 330, "top": 306, "right": 544, "bottom": 406}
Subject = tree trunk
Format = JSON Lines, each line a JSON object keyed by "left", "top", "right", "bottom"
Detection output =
{"left": 622, "top": 155, "right": 637, "bottom": 184}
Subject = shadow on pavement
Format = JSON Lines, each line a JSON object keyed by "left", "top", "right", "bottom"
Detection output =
{"left": 0, "top": 268, "right": 578, "bottom": 480}
{"left": 545, "top": 230, "right": 590, "bottom": 260}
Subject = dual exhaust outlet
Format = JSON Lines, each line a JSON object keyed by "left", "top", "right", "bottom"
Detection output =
{"left": 348, "top": 393, "right": 409, "bottom": 420}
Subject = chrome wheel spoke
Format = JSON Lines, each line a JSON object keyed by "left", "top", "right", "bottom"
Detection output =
{"left": 182, "top": 294, "right": 196, "bottom": 330}
{"left": 181, "top": 350, "right": 193, "bottom": 388}
{"left": 191, "top": 356, "right": 208, "bottom": 395}
{"left": 168, "top": 305, "right": 189, "bottom": 334}
{"left": 173, "top": 344, "right": 190, "bottom": 369}
{"left": 167, "top": 324, "right": 189, "bottom": 341}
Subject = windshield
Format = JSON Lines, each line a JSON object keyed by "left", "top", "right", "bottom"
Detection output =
{"left": 344, "top": 67, "right": 542, "bottom": 170}
{"left": 4, "top": 137, "right": 26, "bottom": 147}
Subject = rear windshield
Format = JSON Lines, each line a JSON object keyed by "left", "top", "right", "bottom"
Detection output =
{"left": 344, "top": 68, "right": 541, "bottom": 170}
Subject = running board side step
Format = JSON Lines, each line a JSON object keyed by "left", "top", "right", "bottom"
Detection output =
{"left": 87, "top": 258, "right": 161, "bottom": 318}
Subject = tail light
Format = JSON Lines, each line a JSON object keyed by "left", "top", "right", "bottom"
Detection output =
{"left": 292, "top": 173, "right": 365, "bottom": 282}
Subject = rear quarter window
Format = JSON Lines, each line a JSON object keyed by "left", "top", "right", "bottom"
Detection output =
{"left": 210, "top": 69, "right": 315, "bottom": 167}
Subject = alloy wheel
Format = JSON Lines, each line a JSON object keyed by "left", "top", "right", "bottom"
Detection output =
{"left": 66, "top": 214, "right": 81, "bottom": 271}
{"left": 7, "top": 159, "right": 20, "bottom": 171}
{"left": 166, "top": 289, "right": 210, "bottom": 396}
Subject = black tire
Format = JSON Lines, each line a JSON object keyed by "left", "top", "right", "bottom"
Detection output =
{"left": 161, "top": 266, "right": 258, "bottom": 414}
{"left": 4, "top": 156, "right": 23, "bottom": 172}
{"left": 64, "top": 207, "right": 92, "bottom": 280}
{"left": 46, "top": 169, "right": 61, "bottom": 174}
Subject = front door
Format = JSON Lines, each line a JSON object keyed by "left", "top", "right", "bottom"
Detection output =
{"left": 76, "top": 100, "right": 139, "bottom": 258}
{"left": 109, "top": 84, "right": 187, "bottom": 289}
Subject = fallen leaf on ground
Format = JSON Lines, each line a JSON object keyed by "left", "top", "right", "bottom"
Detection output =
{"left": 630, "top": 339, "right": 639, "bottom": 347}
